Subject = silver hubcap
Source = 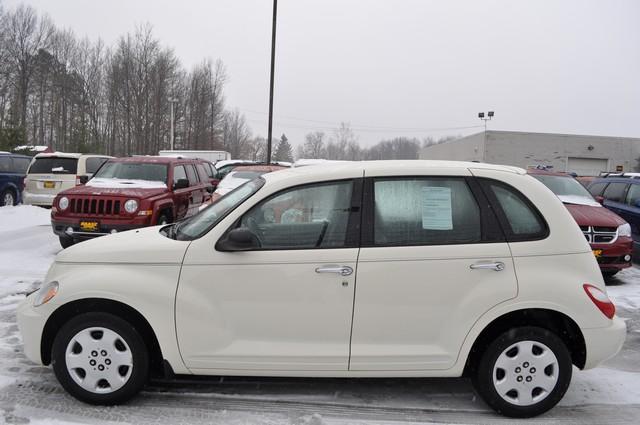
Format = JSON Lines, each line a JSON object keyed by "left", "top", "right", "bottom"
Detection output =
{"left": 3, "top": 192, "right": 13, "bottom": 206}
{"left": 65, "top": 327, "right": 133, "bottom": 394}
{"left": 493, "top": 340, "right": 559, "bottom": 406}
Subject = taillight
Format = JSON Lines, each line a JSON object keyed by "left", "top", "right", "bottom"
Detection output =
{"left": 583, "top": 284, "right": 615, "bottom": 319}
{"left": 23, "top": 177, "right": 27, "bottom": 186}
{"left": 75, "top": 175, "right": 81, "bottom": 186}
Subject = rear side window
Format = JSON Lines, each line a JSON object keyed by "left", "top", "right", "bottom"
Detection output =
{"left": 373, "top": 178, "right": 481, "bottom": 246}
{"left": 85, "top": 157, "right": 109, "bottom": 174}
{"left": 483, "top": 180, "right": 547, "bottom": 241}
{"left": 602, "top": 182, "right": 628, "bottom": 203}
{"left": 29, "top": 157, "right": 78, "bottom": 174}
{"left": 185, "top": 164, "right": 198, "bottom": 185}
{"left": 0, "top": 157, "right": 10, "bottom": 172}
{"left": 588, "top": 182, "right": 607, "bottom": 197}
{"left": 11, "top": 157, "right": 30, "bottom": 173}
{"left": 196, "top": 164, "right": 209, "bottom": 182}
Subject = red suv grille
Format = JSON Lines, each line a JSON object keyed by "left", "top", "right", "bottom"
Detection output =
{"left": 69, "top": 197, "right": 121, "bottom": 215}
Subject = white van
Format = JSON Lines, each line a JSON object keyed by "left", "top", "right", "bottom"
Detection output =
{"left": 23, "top": 153, "right": 112, "bottom": 207}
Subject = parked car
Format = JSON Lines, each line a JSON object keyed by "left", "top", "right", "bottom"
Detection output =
{"left": 18, "top": 161, "right": 625, "bottom": 417}
{"left": 195, "top": 159, "right": 220, "bottom": 191}
{"left": 23, "top": 153, "right": 112, "bottom": 207}
{"left": 528, "top": 169, "right": 632, "bottom": 277}
{"left": 0, "top": 152, "right": 31, "bottom": 206}
{"left": 587, "top": 174, "right": 640, "bottom": 247}
{"left": 51, "top": 156, "right": 211, "bottom": 248}
{"left": 204, "top": 164, "right": 288, "bottom": 206}
{"left": 214, "top": 159, "right": 258, "bottom": 180}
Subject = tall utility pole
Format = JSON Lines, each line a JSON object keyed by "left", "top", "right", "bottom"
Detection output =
{"left": 477, "top": 111, "right": 494, "bottom": 162}
{"left": 266, "top": 0, "right": 278, "bottom": 164}
{"left": 169, "top": 97, "right": 178, "bottom": 150}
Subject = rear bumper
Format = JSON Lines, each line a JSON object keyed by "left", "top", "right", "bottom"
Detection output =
{"left": 23, "top": 191, "right": 55, "bottom": 206}
{"left": 582, "top": 316, "right": 627, "bottom": 369}
{"left": 52, "top": 216, "right": 152, "bottom": 240}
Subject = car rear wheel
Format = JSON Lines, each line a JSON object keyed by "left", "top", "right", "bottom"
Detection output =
{"left": 51, "top": 312, "right": 149, "bottom": 405}
{"left": 1, "top": 189, "right": 16, "bottom": 206}
{"left": 472, "top": 326, "right": 572, "bottom": 418}
{"left": 59, "top": 235, "right": 75, "bottom": 249}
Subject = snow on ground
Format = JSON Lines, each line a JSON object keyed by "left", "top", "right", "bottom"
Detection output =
{"left": 0, "top": 204, "right": 639, "bottom": 424}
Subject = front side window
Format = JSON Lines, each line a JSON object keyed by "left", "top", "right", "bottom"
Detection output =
{"left": 239, "top": 180, "right": 354, "bottom": 249}
{"left": 373, "top": 178, "right": 481, "bottom": 246}
{"left": 0, "top": 157, "right": 9, "bottom": 173}
{"left": 602, "top": 182, "right": 628, "bottom": 203}
{"left": 488, "top": 182, "right": 546, "bottom": 239}
{"left": 625, "top": 184, "right": 640, "bottom": 207}
{"left": 588, "top": 182, "right": 607, "bottom": 197}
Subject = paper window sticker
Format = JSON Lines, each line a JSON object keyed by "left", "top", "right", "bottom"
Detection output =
{"left": 421, "top": 186, "right": 453, "bottom": 230}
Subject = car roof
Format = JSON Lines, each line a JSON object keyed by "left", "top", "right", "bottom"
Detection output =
{"left": 261, "top": 160, "right": 525, "bottom": 185}
{"left": 231, "top": 164, "right": 287, "bottom": 172}
{"left": 110, "top": 156, "right": 195, "bottom": 164}
{"left": 0, "top": 152, "right": 31, "bottom": 159}
{"left": 34, "top": 152, "right": 82, "bottom": 159}
{"left": 591, "top": 176, "right": 640, "bottom": 185}
{"left": 526, "top": 169, "right": 572, "bottom": 177}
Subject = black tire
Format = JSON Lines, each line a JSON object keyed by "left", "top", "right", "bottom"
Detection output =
{"left": 59, "top": 235, "right": 75, "bottom": 249}
{"left": 472, "top": 326, "right": 572, "bottom": 418}
{"left": 1, "top": 189, "right": 16, "bottom": 206}
{"left": 51, "top": 312, "right": 149, "bottom": 405}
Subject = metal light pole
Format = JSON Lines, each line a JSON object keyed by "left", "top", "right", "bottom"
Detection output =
{"left": 169, "top": 97, "right": 178, "bottom": 150}
{"left": 478, "top": 111, "right": 494, "bottom": 162}
{"left": 266, "top": 0, "right": 278, "bottom": 164}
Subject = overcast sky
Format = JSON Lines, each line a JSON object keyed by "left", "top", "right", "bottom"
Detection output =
{"left": 5, "top": 0, "right": 640, "bottom": 146}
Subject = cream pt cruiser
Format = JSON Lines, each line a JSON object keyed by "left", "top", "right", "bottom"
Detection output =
{"left": 18, "top": 161, "right": 626, "bottom": 417}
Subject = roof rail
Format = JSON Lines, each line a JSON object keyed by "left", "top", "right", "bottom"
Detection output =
{"left": 600, "top": 172, "right": 640, "bottom": 179}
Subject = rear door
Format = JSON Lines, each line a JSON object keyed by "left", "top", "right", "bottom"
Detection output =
{"left": 172, "top": 164, "right": 191, "bottom": 219}
{"left": 185, "top": 163, "right": 204, "bottom": 213}
{"left": 350, "top": 173, "right": 518, "bottom": 371}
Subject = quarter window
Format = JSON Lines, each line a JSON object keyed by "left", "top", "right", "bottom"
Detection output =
{"left": 240, "top": 181, "right": 354, "bottom": 249}
{"left": 602, "top": 182, "right": 628, "bottom": 203}
{"left": 487, "top": 182, "right": 545, "bottom": 238}
{"left": 185, "top": 164, "right": 198, "bottom": 185}
{"left": 11, "top": 157, "right": 30, "bottom": 173}
{"left": 0, "top": 157, "right": 10, "bottom": 172}
{"left": 373, "top": 178, "right": 481, "bottom": 246}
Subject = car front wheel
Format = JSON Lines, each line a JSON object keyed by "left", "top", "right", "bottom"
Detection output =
{"left": 472, "top": 326, "right": 572, "bottom": 418}
{"left": 51, "top": 312, "right": 149, "bottom": 405}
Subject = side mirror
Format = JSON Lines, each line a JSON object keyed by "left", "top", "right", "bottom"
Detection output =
{"left": 595, "top": 195, "right": 605, "bottom": 205}
{"left": 216, "top": 227, "right": 261, "bottom": 251}
{"left": 206, "top": 186, "right": 215, "bottom": 194}
{"left": 173, "top": 178, "right": 189, "bottom": 190}
{"left": 79, "top": 175, "right": 89, "bottom": 184}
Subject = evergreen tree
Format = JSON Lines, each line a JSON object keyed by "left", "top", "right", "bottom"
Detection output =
{"left": 273, "top": 133, "right": 293, "bottom": 162}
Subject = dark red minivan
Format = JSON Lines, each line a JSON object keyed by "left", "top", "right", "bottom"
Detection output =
{"left": 528, "top": 169, "right": 632, "bottom": 277}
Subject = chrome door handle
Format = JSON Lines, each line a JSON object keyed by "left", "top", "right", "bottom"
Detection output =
{"left": 315, "top": 265, "right": 353, "bottom": 276}
{"left": 470, "top": 261, "right": 505, "bottom": 271}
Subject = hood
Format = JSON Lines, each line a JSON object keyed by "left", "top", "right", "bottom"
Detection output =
{"left": 61, "top": 178, "right": 169, "bottom": 199}
{"left": 56, "top": 225, "right": 190, "bottom": 264}
{"left": 564, "top": 203, "right": 626, "bottom": 227}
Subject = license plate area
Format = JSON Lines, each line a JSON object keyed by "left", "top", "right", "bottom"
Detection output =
{"left": 43, "top": 181, "right": 55, "bottom": 189}
{"left": 79, "top": 221, "right": 99, "bottom": 232}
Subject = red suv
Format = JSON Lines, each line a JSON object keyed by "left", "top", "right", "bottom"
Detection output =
{"left": 52, "top": 156, "right": 211, "bottom": 248}
{"left": 528, "top": 169, "right": 632, "bottom": 276}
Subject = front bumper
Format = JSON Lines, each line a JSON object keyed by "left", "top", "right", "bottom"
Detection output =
{"left": 591, "top": 237, "right": 633, "bottom": 272}
{"left": 23, "top": 191, "right": 55, "bottom": 207}
{"left": 582, "top": 315, "right": 627, "bottom": 369}
{"left": 17, "top": 293, "right": 51, "bottom": 365}
{"left": 52, "top": 216, "right": 152, "bottom": 240}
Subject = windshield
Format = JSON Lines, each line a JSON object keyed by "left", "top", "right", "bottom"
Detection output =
{"left": 173, "top": 178, "right": 264, "bottom": 241}
{"left": 93, "top": 162, "right": 168, "bottom": 184}
{"left": 532, "top": 175, "right": 595, "bottom": 199}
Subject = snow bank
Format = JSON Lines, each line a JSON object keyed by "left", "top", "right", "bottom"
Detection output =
{"left": 0, "top": 205, "right": 50, "bottom": 232}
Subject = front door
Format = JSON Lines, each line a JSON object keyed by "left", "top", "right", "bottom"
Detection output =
{"left": 176, "top": 179, "right": 362, "bottom": 371}
{"left": 350, "top": 176, "right": 519, "bottom": 370}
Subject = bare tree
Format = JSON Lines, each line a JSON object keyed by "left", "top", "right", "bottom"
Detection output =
{"left": 300, "top": 131, "right": 326, "bottom": 159}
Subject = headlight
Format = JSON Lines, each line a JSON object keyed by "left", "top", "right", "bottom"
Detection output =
{"left": 58, "top": 196, "right": 69, "bottom": 210}
{"left": 124, "top": 199, "right": 138, "bottom": 213}
{"left": 618, "top": 223, "right": 632, "bottom": 237}
{"left": 33, "top": 281, "right": 59, "bottom": 307}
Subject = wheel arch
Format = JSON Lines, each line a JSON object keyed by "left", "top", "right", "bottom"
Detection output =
{"left": 463, "top": 308, "right": 586, "bottom": 376}
{"left": 41, "top": 298, "right": 166, "bottom": 378}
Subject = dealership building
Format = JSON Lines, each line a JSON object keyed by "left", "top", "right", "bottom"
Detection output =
{"left": 420, "top": 130, "right": 640, "bottom": 176}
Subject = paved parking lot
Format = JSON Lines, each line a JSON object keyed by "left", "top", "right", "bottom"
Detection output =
{"left": 0, "top": 206, "right": 638, "bottom": 425}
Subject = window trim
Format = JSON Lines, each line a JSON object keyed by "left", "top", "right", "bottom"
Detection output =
{"left": 478, "top": 178, "right": 550, "bottom": 243}
{"left": 219, "top": 178, "right": 363, "bottom": 251}
{"left": 361, "top": 176, "right": 505, "bottom": 248}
